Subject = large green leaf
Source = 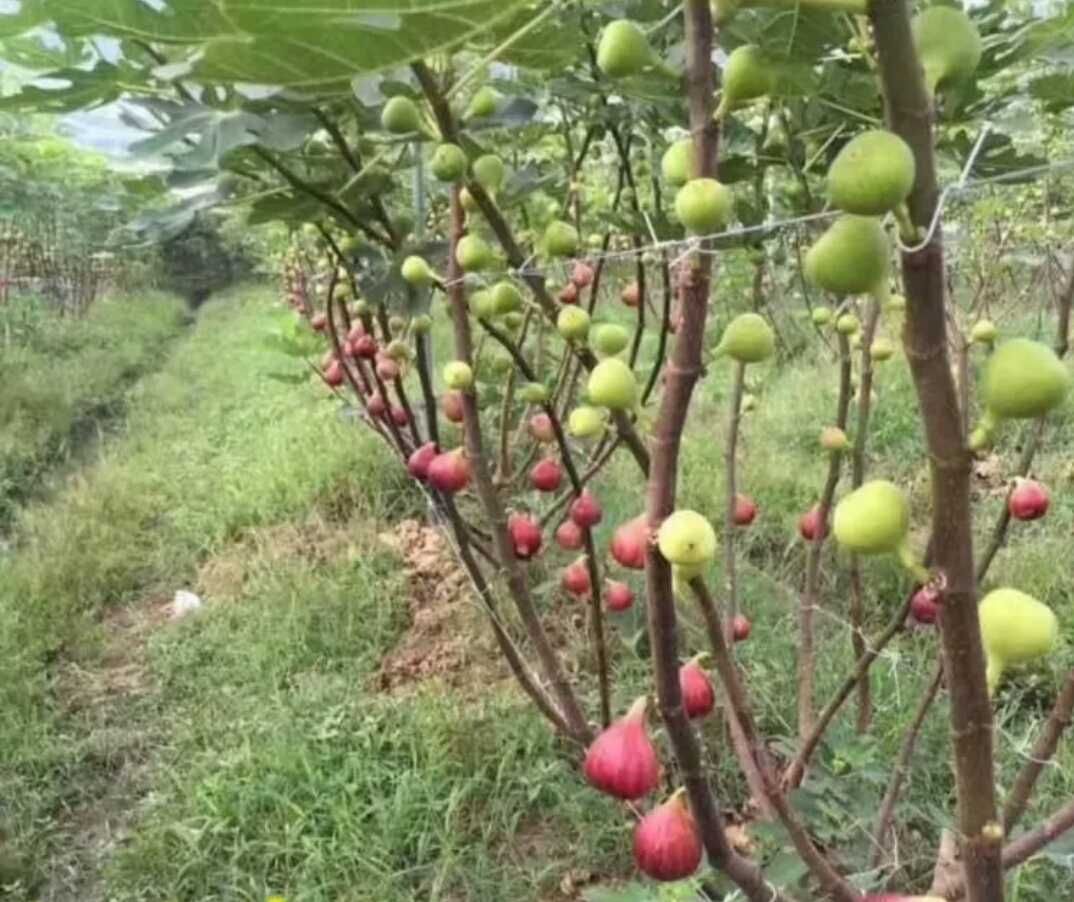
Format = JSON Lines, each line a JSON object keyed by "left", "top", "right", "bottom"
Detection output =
{"left": 44, "top": 0, "right": 233, "bottom": 41}
{"left": 0, "top": 60, "right": 131, "bottom": 111}
{"left": 0, "top": 0, "right": 48, "bottom": 38}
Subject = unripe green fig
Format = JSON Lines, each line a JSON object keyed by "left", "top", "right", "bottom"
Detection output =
{"left": 353, "top": 299, "right": 370, "bottom": 317}
{"left": 569, "top": 405, "right": 607, "bottom": 438}
{"left": 836, "top": 313, "right": 860, "bottom": 336}
{"left": 443, "top": 361, "right": 474, "bottom": 391}
{"left": 971, "top": 319, "right": 998, "bottom": 345}
{"left": 912, "top": 7, "right": 982, "bottom": 96}
{"left": 381, "top": 96, "right": 422, "bottom": 134}
{"left": 587, "top": 358, "right": 638, "bottom": 410}
{"left": 401, "top": 255, "right": 436, "bottom": 287}
{"left": 545, "top": 220, "right": 580, "bottom": 258}
{"left": 431, "top": 143, "right": 467, "bottom": 182}
{"left": 811, "top": 306, "right": 832, "bottom": 326}
{"left": 675, "top": 178, "right": 733, "bottom": 235}
{"left": 827, "top": 130, "right": 916, "bottom": 216}
{"left": 456, "top": 235, "right": 496, "bottom": 272}
{"left": 979, "top": 588, "right": 1058, "bottom": 694}
{"left": 518, "top": 382, "right": 550, "bottom": 404}
{"left": 661, "top": 139, "right": 695, "bottom": 187}
{"left": 591, "top": 323, "right": 631, "bottom": 357}
{"left": 557, "top": 306, "right": 591, "bottom": 341}
{"left": 597, "top": 20, "right": 654, "bottom": 79}
{"left": 714, "top": 45, "right": 773, "bottom": 120}
{"left": 465, "top": 85, "right": 500, "bottom": 119}
{"left": 491, "top": 280, "right": 523, "bottom": 315}
{"left": 870, "top": 337, "right": 896, "bottom": 362}
{"left": 805, "top": 215, "right": 890, "bottom": 297}
{"left": 386, "top": 338, "right": 411, "bottom": 361}
{"left": 460, "top": 188, "right": 479, "bottom": 212}
{"left": 469, "top": 289, "right": 496, "bottom": 319}
{"left": 833, "top": 480, "right": 924, "bottom": 578}
{"left": 657, "top": 510, "right": 717, "bottom": 578}
{"left": 388, "top": 315, "right": 407, "bottom": 336}
{"left": 820, "top": 426, "right": 849, "bottom": 451}
{"left": 886, "top": 294, "right": 907, "bottom": 314}
{"left": 716, "top": 313, "right": 774, "bottom": 364}
{"left": 503, "top": 311, "right": 524, "bottom": 330}
{"left": 473, "top": 154, "right": 506, "bottom": 193}
{"left": 411, "top": 314, "right": 432, "bottom": 335}
{"left": 489, "top": 353, "right": 513, "bottom": 376}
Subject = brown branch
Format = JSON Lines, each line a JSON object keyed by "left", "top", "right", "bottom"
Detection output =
{"left": 722, "top": 359, "right": 746, "bottom": 639}
{"left": 642, "top": 250, "right": 674, "bottom": 405}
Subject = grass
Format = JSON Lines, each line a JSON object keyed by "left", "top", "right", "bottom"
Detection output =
{"left": 1, "top": 283, "right": 1073, "bottom": 900}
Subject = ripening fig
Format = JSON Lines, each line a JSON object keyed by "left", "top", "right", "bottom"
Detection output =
{"left": 353, "top": 334, "right": 378, "bottom": 359}
{"left": 971, "top": 339, "right": 1071, "bottom": 449}
{"left": 324, "top": 359, "right": 344, "bottom": 387}
{"left": 584, "top": 696, "right": 660, "bottom": 799}
{"left": 811, "top": 306, "right": 832, "bottom": 326}
{"left": 530, "top": 458, "right": 563, "bottom": 493}
{"left": 826, "top": 130, "right": 916, "bottom": 216}
{"left": 612, "top": 515, "right": 650, "bottom": 570}
{"left": 679, "top": 656, "right": 715, "bottom": 719}
{"left": 836, "top": 313, "right": 861, "bottom": 336}
{"left": 834, "top": 480, "right": 924, "bottom": 577}
{"left": 473, "top": 154, "right": 506, "bottom": 193}
{"left": 979, "top": 588, "right": 1058, "bottom": 694}
{"left": 464, "top": 85, "right": 500, "bottom": 119}
{"left": 732, "top": 614, "right": 751, "bottom": 642}
{"left": 469, "top": 289, "right": 496, "bottom": 319}
{"left": 456, "top": 235, "right": 496, "bottom": 272}
{"left": 1008, "top": 478, "right": 1049, "bottom": 521}
{"left": 442, "top": 390, "right": 465, "bottom": 423}
{"left": 820, "top": 426, "right": 849, "bottom": 451}
{"left": 716, "top": 312, "right": 775, "bottom": 363}
{"left": 401, "top": 255, "right": 433, "bottom": 287}
{"left": 569, "top": 490, "right": 603, "bottom": 528}
{"left": 571, "top": 261, "right": 595, "bottom": 287}
{"left": 311, "top": 312, "right": 327, "bottom": 332}
{"left": 732, "top": 493, "right": 757, "bottom": 526}
{"left": 562, "top": 557, "right": 592, "bottom": 597}
{"left": 431, "top": 143, "right": 467, "bottom": 182}
{"left": 545, "top": 220, "right": 580, "bottom": 258}
{"left": 556, "top": 519, "right": 585, "bottom": 551}
{"left": 558, "top": 282, "right": 580, "bottom": 304}
{"left": 390, "top": 406, "right": 409, "bottom": 426}
{"left": 870, "top": 337, "right": 896, "bottom": 362}
{"left": 657, "top": 510, "right": 717, "bottom": 578}
{"left": 529, "top": 412, "right": 555, "bottom": 442}
{"left": 407, "top": 441, "right": 439, "bottom": 481}
{"left": 587, "top": 358, "right": 638, "bottom": 411}
{"left": 805, "top": 215, "right": 890, "bottom": 297}
{"left": 443, "top": 361, "right": 474, "bottom": 391}
{"left": 427, "top": 450, "right": 471, "bottom": 493}
{"left": 621, "top": 281, "right": 641, "bottom": 307}
{"left": 491, "top": 280, "right": 523, "bottom": 315}
{"left": 799, "top": 504, "right": 828, "bottom": 542}
{"left": 971, "top": 319, "right": 998, "bottom": 345}
{"left": 661, "top": 139, "right": 695, "bottom": 187}
{"left": 591, "top": 323, "right": 630, "bottom": 357}
{"left": 675, "top": 178, "right": 734, "bottom": 235}
{"left": 376, "top": 355, "right": 400, "bottom": 381}
{"left": 368, "top": 392, "right": 387, "bottom": 418}
{"left": 714, "top": 45, "right": 773, "bottom": 121}
{"left": 633, "top": 789, "right": 702, "bottom": 882}
{"left": 557, "top": 306, "right": 591, "bottom": 342}
{"left": 597, "top": 20, "right": 654, "bottom": 79}
{"left": 913, "top": 6, "right": 982, "bottom": 97}
{"left": 518, "top": 382, "right": 549, "bottom": 404}
{"left": 508, "top": 513, "right": 543, "bottom": 560}
{"left": 910, "top": 585, "right": 941, "bottom": 625}
{"left": 381, "top": 96, "right": 422, "bottom": 134}
{"left": 606, "top": 580, "right": 635, "bottom": 612}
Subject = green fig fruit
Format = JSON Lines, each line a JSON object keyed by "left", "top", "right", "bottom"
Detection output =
{"left": 473, "top": 154, "right": 506, "bottom": 193}
{"left": 827, "top": 130, "right": 916, "bottom": 216}
{"left": 568, "top": 405, "right": 607, "bottom": 438}
{"left": 443, "top": 361, "right": 474, "bottom": 390}
{"left": 381, "top": 96, "right": 422, "bottom": 135}
{"left": 386, "top": 338, "right": 411, "bottom": 361}
{"left": 833, "top": 479, "right": 924, "bottom": 577}
{"left": 591, "top": 323, "right": 631, "bottom": 357}
{"left": 717, "top": 312, "right": 775, "bottom": 364}
{"left": 657, "top": 510, "right": 717, "bottom": 578}
{"left": 465, "top": 85, "right": 500, "bottom": 119}
{"left": 431, "top": 143, "right": 467, "bottom": 182}
{"left": 912, "top": 6, "right": 982, "bottom": 96}
{"left": 518, "top": 382, "right": 550, "bottom": 404}
{"left": 870, "top": 337, "right": 896, "bottom": 361}
{"left": 587, "top": 358, "right": 638, "bottom": 410}
{"left": 503, "top": 311, "right": 525, "bottom": 330}
{"left": 811, "top": 306, "right": 832, "bottom": 326}
{"left": 545, "top": 220, "right": 580, "bottom": 258}
{"left": 456, "top": 235, "right": 496, "bottom": 272}
{"left": 979, "top": 588, "right": 1058, "bottom": 694}
{"left": 836, "top": 313, "right": 861, "bottom": 336}
{"left": 675, "top": 178, "right": 734, "bottom": 235}
{"left": 460, "top": 188, "right": 479, "bottom": 212}
{"left": 715, "top": 45, "right": 774, "bottom": 120}
{"left": 805, "top": 215, "right": 890, "bottom": 297}
{"left": 402, "top": 255, "right": 436, "bottom": 287}
{"left": 411, "top": 314, "right": 432, "bottom": 335}
{"left": 661, "top": 139, "right": 696, "bottom": 187}
{"left": 597, "top": 20, "right": 653, "bottom": 79}
{"left": 557, "top": 306, "right": 591, "bottom": 341}
{"left": 886, "top": 294, "right": 907, "bottom": 314}
{"left": 491, "top": 280, "right": 523, "bottom": 315}
{"left": 971, "top": 319, "right": 998, "bottom": 345}
{"left": 469, "top": 289, "right": 496, "bottom": 319}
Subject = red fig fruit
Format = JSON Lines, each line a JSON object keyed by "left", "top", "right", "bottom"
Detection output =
{"left": 910, "top": 586, "right": 941, "bottom": 625}
{"left": 529, "top": 413, "right": 555, "bottom": 443}
{"left": 621, "top": 281, "right": 640, "bottom": 308}
{"left": 571, "top": 261, "right": 595, "bottom": 288}
{"left": 311, "top": 312, "right": 327, "bottom": 331}
{"left": 1008, "top": 478, "right": 1049, "bottom": 521}
{"left": 733, "top": 493, "right": 757, "bottom": 526}
{"left": 367, "top": 392, "right": 387, "bottom": 417}
{"left": 732, "top": 614, "right": 751, "bottom": 642}
{"left": 562, "top": 558, "right": 591, "bottom": 597}
{"left": 324, "top": 359, "right": 344, "bottom": 387}
{"left": 569, "top": 490, "right": 603, "bottom": 528}
{"left": 679, "top": 657, "right": 715, "bottom": 719}
{"left": 611, "top": 515, "right": 650, "bottom": 570}
{"left": 584, "top": 696, "right": 660, "bottom": 800}
{"left": 798, "top": 504, "right": 829, "bottom": 542}
{"left": 376, "top": 355, "right": 400, "bottom": 381}
{"left": 427, "top": 451, "right": 471, "bottom": 494}
{"left": 555, "top": 520, "right": 585, "bottom": 551}
{"left": 558, "top": 282, "right": 579, "bottom": 304}
{"left": 346, "top": 321, "right": 365, "bottom": 343}
{"left": 633, "top": 789, "right": 702, "bottom": 881}
{"left": 390, "top": 406, "right": 409, "bottom": 426}
{"left": 407, "top": 442, "right": 439, "bottom": 481}
{"left": 442, "top": 390, "right": 465, "bottom": 423}
{"left": 530, "top": 458, "right": 563, "bottom": 493}
{"left": 606, "top": 580, "right": 634, "bottom": 612}
{"left": 508, "top": 513, "right": 543, "bottom": 560}
{"left": 353, "top": 334, "right": 377, "bottom": 359}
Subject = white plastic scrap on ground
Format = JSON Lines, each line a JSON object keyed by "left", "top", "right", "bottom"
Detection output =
{"left": 170, "top": 589, "right": 203, "bottom": 620}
